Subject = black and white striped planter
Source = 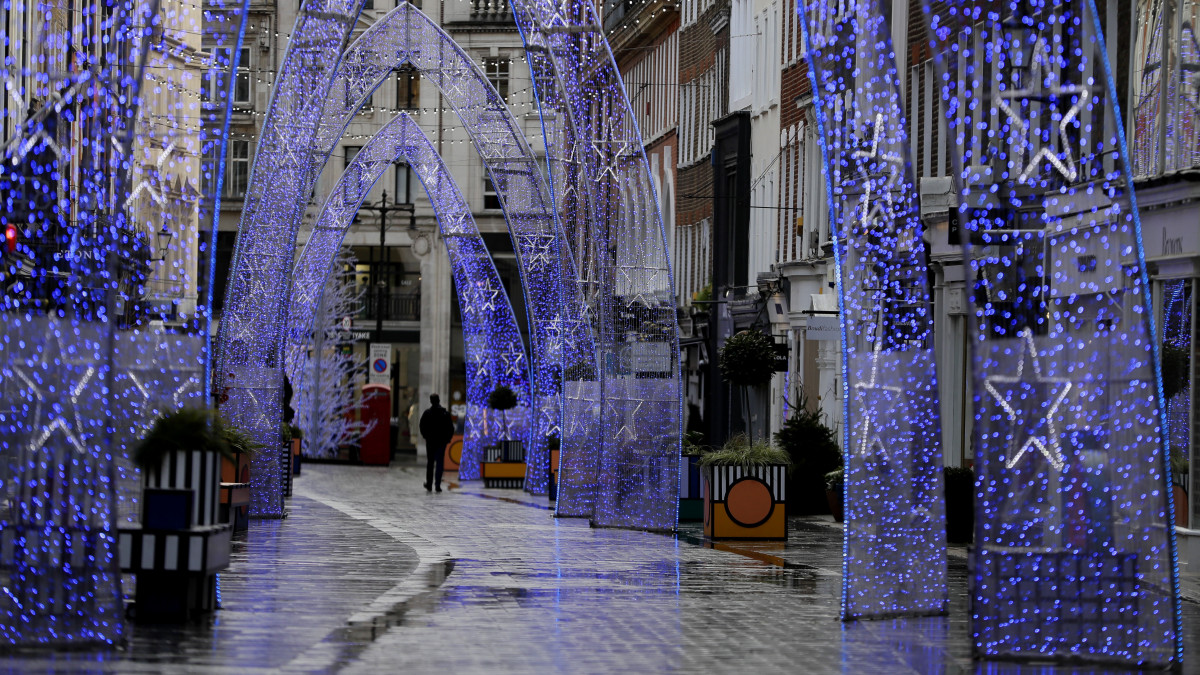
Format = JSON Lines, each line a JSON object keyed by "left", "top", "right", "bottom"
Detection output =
{"left": 702, "top": 464, "right": 788, "bottom": 540}
{"left": 134, "top": 448, "right": 231, "bottom": 622}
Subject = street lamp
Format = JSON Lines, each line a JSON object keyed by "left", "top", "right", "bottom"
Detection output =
{"left": 149, "top": 224, "right": 173, "bottom": 263}
{"left": 357, "top": 170, "right": 416, "bottom": 343}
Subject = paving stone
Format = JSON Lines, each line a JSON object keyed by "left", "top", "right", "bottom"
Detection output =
{"left": 0, "top": 458, "right": 1196, "bottom": 673}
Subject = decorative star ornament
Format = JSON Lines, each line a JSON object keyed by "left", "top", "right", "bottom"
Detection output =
{"left": 852, "top": 309, "right": 905, "bottom": 462}
{"left": 996, "top": 36, "right": 1089, "bottom": 183}
{"left": 984, "top": 328, "right": 1072, "bottom": 471}
{"left": 592, "top": 117, "right": 630, "bottom": 183}
{"left": 126, "top": 142, "right": 176, "bottom": 208}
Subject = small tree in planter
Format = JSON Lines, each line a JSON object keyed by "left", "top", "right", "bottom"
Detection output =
{"left": 719, "top": 330, "right": 777, "bottom": 440}
{"left": 698, "top": 434, "right": 792, "bottom": 540}
{"left": 824, "top": 468, "right": 844, "bottom": 522}
{"left": 131, "top": 408, "right": 250, "bottom": 621}
{"left": 488, "top": 385, "right": 519, "bottom": 451}
{"left": 775, "top": 396, "right": 842, "bottom": 515}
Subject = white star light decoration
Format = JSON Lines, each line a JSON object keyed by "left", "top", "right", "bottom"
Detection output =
{"left": 984, "top": 328, "right": 1072, "bottom": 471}
{"left": 852, "top": 310, "right": 905, "bottom": 462}
{"left": 125, "top": 142, "right": 176, "bottom": 207}
{"left": 997, "top": 37, "right": 1089, "bottom": 184}
{"left": 592, "top": 117, "right": 630, "bottom": 183}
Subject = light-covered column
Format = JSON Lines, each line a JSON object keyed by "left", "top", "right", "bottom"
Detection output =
{"left": 413, "top": 229, "right": 451, "bottom": 458}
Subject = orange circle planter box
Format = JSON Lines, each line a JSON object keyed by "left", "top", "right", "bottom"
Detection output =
{"left": 701, "top": 465, "right": 788, "bottom": 540}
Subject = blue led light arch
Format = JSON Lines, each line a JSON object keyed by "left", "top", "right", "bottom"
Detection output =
{"left": 214, "top": 0, "right": 364, "bottom": 517}
{"left": 289, "top": 112, "right": 532, "bottom": 480}
{"left": 509, "top": 0, "right": 683, "bottom": 530}
{"left": 798, "top": 0, "right": 948, "bottom": 620}
{"left": 222, "top": 1, "right": 588, "bottom": 501}
{"left": 919, "top": 0, "right": 1184, "bottom": 665}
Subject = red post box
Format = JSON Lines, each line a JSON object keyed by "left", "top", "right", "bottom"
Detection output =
{"left": 360, "top": 384, "right": 392, "bottom": 465}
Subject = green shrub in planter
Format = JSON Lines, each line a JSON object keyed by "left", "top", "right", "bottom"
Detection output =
{"left": 133, "top": 408, "right": 236, "bottom": 469}
{"left": 698, "top": 434, "right": 791, "bottom": 467}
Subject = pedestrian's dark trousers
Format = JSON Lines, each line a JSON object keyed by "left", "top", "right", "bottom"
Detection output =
{"left": 426, "top": 444, "right": 446, "bottom": 487}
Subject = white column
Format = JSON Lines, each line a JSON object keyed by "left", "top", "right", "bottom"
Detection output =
{"left": 413, "top": 229, "right": 451, "bottom": 458}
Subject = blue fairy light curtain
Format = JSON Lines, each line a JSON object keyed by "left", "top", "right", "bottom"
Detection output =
{"left": 919, "top": 0, "right": 1184, "bottom": 665}
{"left": 511, "top": 0, "right": 683, "bottom": 530}
{"left": 0, "top": 0, "right": 244, "bottom": 646}
{"left": 798, "top": 0, "right": 948, "bottom": 619}
{"left": 288, "top": 112, "right": 531, "bottom": 480}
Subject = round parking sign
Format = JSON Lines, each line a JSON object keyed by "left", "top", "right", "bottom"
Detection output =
{"left": 373, "top": 358, "right": 388, "bottom": 373}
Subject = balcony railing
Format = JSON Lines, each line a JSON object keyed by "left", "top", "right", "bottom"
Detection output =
{"left": 362, "top": 293, "right": 421, "bottom": 322}
{"left": 470, "top": 0, "right": 511, "bottom": 21}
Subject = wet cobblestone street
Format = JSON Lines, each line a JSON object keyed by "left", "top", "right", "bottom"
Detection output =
{"left": 4, "top": 459, "right": 1198, "bottom": 674}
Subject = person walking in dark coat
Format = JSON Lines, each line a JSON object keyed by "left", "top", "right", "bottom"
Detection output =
{"left": 419, "top": 393, "right": 455, "bottom": 492}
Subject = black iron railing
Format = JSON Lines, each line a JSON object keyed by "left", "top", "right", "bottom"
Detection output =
{"left": 362, "top": 293, "right": 421, "bottom": 322}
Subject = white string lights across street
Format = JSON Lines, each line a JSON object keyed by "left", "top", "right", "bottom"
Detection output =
{"left": 919, "top": 0, "right": 1184, "bottom": 665}
{"left": 288, "top": 112, "right": 532, "bottom": 481}
{"left": 798, "top": 0, "right": 948, "bottom": 620}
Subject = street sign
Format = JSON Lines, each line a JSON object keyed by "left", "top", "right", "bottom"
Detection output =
{"left": 806, "top": 315, "right": 841, "bottom": 341}
{"left": 368, "top": 343, "right": 392, "bottom": 385}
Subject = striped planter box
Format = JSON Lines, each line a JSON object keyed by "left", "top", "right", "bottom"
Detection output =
{"left": 679, "top": 454, "right": 703, "bottom": 522}
{"left": 280, "top": 444, "right": 294, "bottom": 498}
{"left": 702, "top": 464, "right": 788, "bottom": 540}
{"left": 135, "top": 449, "right": 231, "bottom": 621}
{"left": 142, "top": 449, "right": 222, "bottom": 529}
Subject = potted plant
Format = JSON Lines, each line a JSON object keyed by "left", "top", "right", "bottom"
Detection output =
{"left": 129, "top": 408, "right": 242, "bottom": 621}
{"left": 288, "top": 423, "right": 303, "bottom": 476}
{"left": 483, "top": 384, "right": 525, "bottom": 488}
{"left": 699, "top": 434, "right": 791, "bottom": 540}
{"left": 1172, "top": 454, "right": 1190, "bottom": 529}
{"left": 824, "top": 467, "right": 844, "bottom": 522}
{"left": 775, "top": 396, "right": 842, "bottom": 515}
{"left": 944, "top": 466, "right": 975, "bottom": 544}
{"left": 547, "top": 435, "right": 561, "bottom": 501}
{"left": 679, "top": 430, "right": 707, "bottom": 522}
{"left": 488, "top": 384, "right": 522, "bottom": 460}
{"left": 719, "top": 330, "right": 778, "bottom": 440}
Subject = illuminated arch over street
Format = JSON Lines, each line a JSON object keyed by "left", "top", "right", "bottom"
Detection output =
{"left": 509, "top": 0, "right": 683, "bottom": 530}
{"left": 798, "top": 0, "right": 948, "bottom": 619}
{"left": 920, "top": 0, "right": 1184, "bottom": 665}
{"left": 215, "top": 0, "right": 364, "bottom": 516}
{"left": 221, "top": 1, "right": 588, "bottom": 503}
{"left": 290, "top": 112, "right": 532, "bottom": 481}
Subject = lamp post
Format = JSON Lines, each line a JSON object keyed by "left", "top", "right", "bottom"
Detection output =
{"left": 356, "top": 169, "right": 416, "bottom": 343}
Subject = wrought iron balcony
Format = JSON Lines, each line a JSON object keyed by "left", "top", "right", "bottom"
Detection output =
{"left": 362, "top": 293, "right": 421, "bottom": 322}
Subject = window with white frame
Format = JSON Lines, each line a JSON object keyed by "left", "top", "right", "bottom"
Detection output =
{"left": 226, "top": 140, "right": 250, "bottom": 196}
{"left": 484, "top": 56, "right": 510, "bottom": 103}
{"left": 233, "top": 48, "right": 251, "bottom": 104}
{"left": 483, "top": 174, "right": 501, "bottom": 210}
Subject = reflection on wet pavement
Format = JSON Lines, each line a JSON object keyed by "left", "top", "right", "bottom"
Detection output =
{"left": 0, "top": 460, "right": 1195, "bottom": 673}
